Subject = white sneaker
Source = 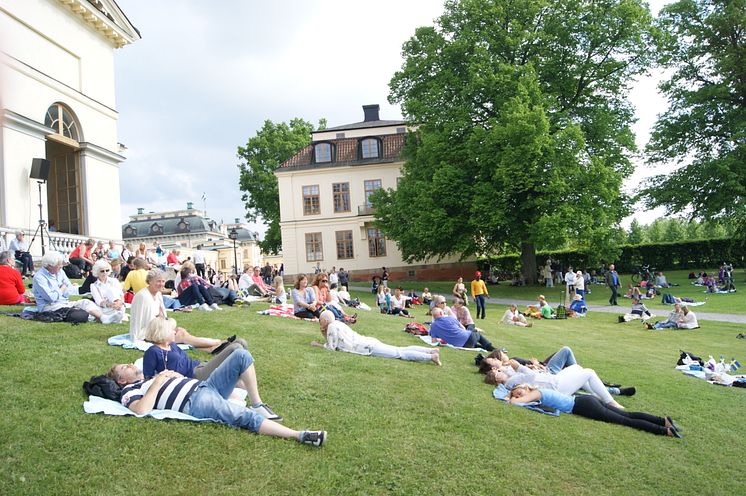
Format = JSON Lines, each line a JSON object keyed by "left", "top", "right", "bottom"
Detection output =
{"left": 199, "top": 303, "right": 213, "bottom": 311}
{"left": 100, "top": 314, "right": 115, "bottom": 324}
{"left": 210, "top": 303, "right": 222, "bottom": 311}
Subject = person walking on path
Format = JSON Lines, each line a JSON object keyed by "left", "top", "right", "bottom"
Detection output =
{"left": 606, "top": 264, "right": 621, "bottom": 306}
{"left": 471, "top": 271, "right": 489, "bottom": 319}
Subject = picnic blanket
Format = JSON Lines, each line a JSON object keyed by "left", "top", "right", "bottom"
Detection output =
{"left": 83, "top": 388, "right": 247, "bottom": 421}
{"left": 416, "top": 334, "right": 486, "bottom": 352}
{"left": 492, "top": 384, "right": 560, "bottom": 416}
{"left": 107, "top": 333, "right": 190, "bottom": 351}
{"left": 257, "top": 304, "right": 314, "bottom": 320}
{"left": 676, "top": 355, "right": 745, "bottom": 386}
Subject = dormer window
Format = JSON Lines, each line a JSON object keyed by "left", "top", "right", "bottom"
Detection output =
{"left": 150, "top": 222, "right": 162, "bottom": 234}
{"left": 124, "top": 225, "right": 137, "bottom": 237}
{"left": 314, "top": 143, "right": 333, "bottom": 163}
{"left": 360, "top": 138, "right": 380, "bottom": 159}
{"left": 176, "top": 218, "right": 190, "bottom": 233}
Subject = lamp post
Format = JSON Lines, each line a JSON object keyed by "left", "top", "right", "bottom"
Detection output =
{"left": 229, "top": 228, "right": 239, "bottom": 276}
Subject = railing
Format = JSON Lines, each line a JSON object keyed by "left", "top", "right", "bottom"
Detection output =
{"left": 357, "top": 205, "right": 376, "bottom": 216}
{"left": 0, "top": 226, "right": 105, "bottom": 259}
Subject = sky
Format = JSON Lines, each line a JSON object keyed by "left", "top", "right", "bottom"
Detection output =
{"left": 114, "top": 0, "right": 671, "bottom": 234}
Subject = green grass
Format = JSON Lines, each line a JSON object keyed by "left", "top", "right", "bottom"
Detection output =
{"left": 1, "top": 287, "right": 746, "bottom": 495}
{"left": 388, "top": 269, "right": 745, "bottom": 315}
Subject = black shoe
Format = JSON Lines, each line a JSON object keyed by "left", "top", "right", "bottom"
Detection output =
{"left": 211, "top": 335, "right": 237, "bottom": 355}
{"left": 603, "top": 381, "right": 622, "bottom": 388}
{"left": 618, "top": 387, "right": 636, "bottom": 396}
{"left": 668, "top": 426, "right": 683, "bottom": 439}
{"left": 299, "top": 430, "right": 326, "bottom": 447}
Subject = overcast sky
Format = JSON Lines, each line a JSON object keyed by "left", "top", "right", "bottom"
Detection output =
{"left": 115, "top": 0, "right": 671, "bottom": 234}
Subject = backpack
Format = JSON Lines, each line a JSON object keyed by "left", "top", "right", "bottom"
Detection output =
{"left": 404, "top": 322, "right": 429, "bottom": 336}
{"left": 677, "top": 350, "right": 704, "bottom": 366}
{"left": 63, "top": 263, "right": 82, "bottom": 279}
{"left": 83, "top": 375, "right": 122, "bottom": 401}
{"left": 555, "top": 305, "right": 567, "bottom": 319}
{"left": 24, "top": 307, "right": 88, "bottom": 324}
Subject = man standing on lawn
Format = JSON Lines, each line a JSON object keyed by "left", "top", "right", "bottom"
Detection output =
{"left": 606, "top": 264, "right": 621, "bottom": 306}
{"left": 109, "top": 348, "right": 326, "bottom": 447}
{"left": 429, "top": 307, "right": 495, "bottom": 351}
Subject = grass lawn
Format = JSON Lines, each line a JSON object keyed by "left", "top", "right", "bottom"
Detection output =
{"left": 387, "top": 269, "right": 746, "bottom": 315}
{"left": 1, "top": 287, "right": 746, "bottom": 495}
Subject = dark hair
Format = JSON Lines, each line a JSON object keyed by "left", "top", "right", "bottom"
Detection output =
{"left": 330, "top": 282, "right": 338, "bottom": 290}
{"left": 478, "top": 359, "right": 496, "bottom": 375}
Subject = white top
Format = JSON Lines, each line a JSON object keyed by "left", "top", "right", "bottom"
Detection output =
{"left": 679, "top": 311, "right": 699, "bottom": 329}
{"left": 328, "top": 272, "right": 338, "bottom": 286}
{"left": 238, "top": 274, "right": 253, "bottom": 289}
{"left": 129, "top": 288, "right": 166, "bottom": 341}
{"left": 324, "top": 320, "right": 379, "bottom": 355}
{"left": 193, "top": 250, "right": 206, "bottom": 264}
{"left": 9, "top": 238, "right": 28, "bottom": 252}
{"left": 390, "top": 294, "right": 406, "bottom": 310}
{"left": 501, "top": 308, "right": 520, "bottom": 324}
{"left": 564, "top": 271, "right": 576, "bottom": 285}
{"left": 91, "top": 277, "right": 124, "bottom": 308}
{"left": 574, "top": 277, "right": 585, "bottom": 291}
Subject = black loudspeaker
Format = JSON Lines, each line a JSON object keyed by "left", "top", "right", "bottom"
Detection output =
{"left": 30, "top": 158, "right": 51, "bottom": 181}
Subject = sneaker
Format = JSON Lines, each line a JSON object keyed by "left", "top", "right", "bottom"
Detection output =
{"left": 299, "top": 430, "right": 326, "bottom": 447}
{"left": 100, "top": 314, "right": 115, "bottom": 324}
{"left": 249, "top": 403, "right": 283, "bottom": 421}
{"left": 618, "top": 387, "right": 636, "bottom": 396}
{"left": 210, "top": 303, "right": 223, "bottom": 311}
{"left": 199, "top": 303, "right": 212, "bottom": 311}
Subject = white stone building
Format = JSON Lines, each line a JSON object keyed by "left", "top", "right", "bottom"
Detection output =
{"left": 0, "top": 0, "right": 139, "bottom": 254}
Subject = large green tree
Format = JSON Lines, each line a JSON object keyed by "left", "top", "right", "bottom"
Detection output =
{"left": 237, "top": 118, "right": 324, "bottom": 254}
{"left": 642, "top": 0, "right": 746, "bottom": 229}
{"left": 373, "top": 0, "right": 656, "bottom": 283}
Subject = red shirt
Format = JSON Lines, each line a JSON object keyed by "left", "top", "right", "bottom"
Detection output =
{"left": 0, "top": 264, "right": 25, "bottom": 304}
{"left": 167, "top": 253, "right": 180, "bottom": 265}
{"left": 70, "top": 244, "right": 92, "bottom": 260}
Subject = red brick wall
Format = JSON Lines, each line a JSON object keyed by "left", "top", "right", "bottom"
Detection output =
{"left": 348, "top": 262, "right": 480, "bottom": 284}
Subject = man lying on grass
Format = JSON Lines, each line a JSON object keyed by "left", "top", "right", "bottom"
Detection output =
{"left": 312, "top": 310, "right": 442, "bottom": 365}
{"left": 107, "top": 348, "right": 326, "bottom": 447}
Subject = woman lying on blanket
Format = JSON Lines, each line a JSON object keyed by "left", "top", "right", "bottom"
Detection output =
{"left": 484, "top": 359, "right": 626, "bottom": 410}
{"left": 141, "top": 317, "right": 255, "bottom": 396}
{"left": 129, "top": 268, "right": 222, "bottom": 352}
{"left": 311, "top": 310, "right": 441, "bottom": 365}
{"left": 506, "top": 385, "right": 682, "bottom": 438}
{"left": 478, "top": 348, "right": 636, "bottom": 396}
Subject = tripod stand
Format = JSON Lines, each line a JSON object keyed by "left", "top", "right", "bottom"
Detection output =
{"left": 28, "top": 180, "right": 51, "bottom": 256}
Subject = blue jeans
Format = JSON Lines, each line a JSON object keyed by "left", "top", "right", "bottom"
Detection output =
{"left": 475, "top": 295, "right": 486, "bottom": 319}
{"left": 185, "top": 349, "right": 264, "bottom": 433}
{"left": 653, "top": 320, "right": 678, "bottom": 329}
{"left": 545, "top": 346, "right": 577, "bottom": 374}
{"left": 178, "top": 284, "right": 214, "bottom": 306}
{"left": 162, "top": 296, "right": 182, "bottom": 310}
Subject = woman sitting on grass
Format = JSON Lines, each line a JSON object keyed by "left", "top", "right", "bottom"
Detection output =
{"left": 538, "top": 296, "right": 554, "bottom": 319}
{"left": 454, "top": 298, "right": 477, "bottom": 329}
{"left": 506, "top": 384, "right": 682, "bottom": 438}
{"left": 500, "top": 304, "right": 532, "bottom": 327}
{"left": 421, "top": 287, "right": 432, "bottom": 306}
{"left": 129, "top": 268, "right": 221, "bottom": 351}
{"left": 388, "top": 287, "right": 413, "bottom": 318}
{"left": 0, "top": 250, "right": 27, "bottom": 305}
{"left": 311, "top": 310, "right": 441, "bottom": 365}
{"left": 90, "top": 259, "right": 125, "bottom": 324}
{"left": 292, "top": 274, "right": 320, "bottom": 319}
{"left": 312, "top": 273, "right": 356, "bottom": 323}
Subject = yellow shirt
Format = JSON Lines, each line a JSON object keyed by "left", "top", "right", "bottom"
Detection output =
{"left": 471, "top": 279, "right": 488, "bottom": 297}
{"left": 123, "top": 269, "right": 148, "bottom": 293}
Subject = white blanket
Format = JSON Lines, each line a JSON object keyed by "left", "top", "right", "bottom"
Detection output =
{"left": 107, "top": 333, "right": 190, "bottom": 351}
{"left": 416, "top": 334, "right": 486, "bottom": 352}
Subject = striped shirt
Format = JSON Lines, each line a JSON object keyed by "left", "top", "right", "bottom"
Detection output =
{"left": 121, "top": 377, "right": 200, "bottom": 413}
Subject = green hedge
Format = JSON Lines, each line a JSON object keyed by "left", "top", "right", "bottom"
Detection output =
{"left": 481, "top": 238, "right": 745, "bottom": 274}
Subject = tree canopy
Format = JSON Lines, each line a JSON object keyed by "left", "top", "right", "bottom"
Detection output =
{"left": 373, "top": 0, "right": 656, "bottom": 281}
{"left": 237, "top": 118, "right": 325, "bottom": 254}
{"left": 642, "top": 0, "right": 746, "bottom": 230}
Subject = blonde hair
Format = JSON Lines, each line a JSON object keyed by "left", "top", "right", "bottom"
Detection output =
{"left": 145, "top": 317, "right": 177, "bottom": 344}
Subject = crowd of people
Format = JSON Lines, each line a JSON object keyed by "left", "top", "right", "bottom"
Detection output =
{"left": 3, "top": 249, "right": 717, "bottom": 445}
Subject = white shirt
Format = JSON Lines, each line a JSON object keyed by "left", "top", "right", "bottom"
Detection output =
{"left": 193, "top": 250, "right": 206, "bottom": 264}
{"left": 9, "top": 237, "right": 28, "bottom": 252}
{"left": 129, "top": 288, "right": 166, "bottom": 341}
{"left": 679, "top": 311, "right": 699, "bottom": 329}
{"left": 328, "top": 272, "right": 338, "bottom": 286}
{"left": 565, "top": 271, "right": 576, "bottom": 286}
{"left": 574, "top": 276, "right": 585, "bottom": 291}
{"left": 238, "top": 273, "right": 253, "bottom": 289}
{"left": 324, "top": 321, "right": 379, "bottom": 355}
{"left": 91, "top": 277, "right": 124, "bottom": 308}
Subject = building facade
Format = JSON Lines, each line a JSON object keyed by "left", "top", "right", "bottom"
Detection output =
{"left": 276, "top": 105, "right": 466, "bottom": 281}
{"left": 122, "top": 205, "right": 262, "bottom": 275}
{"left": 0, "top": 0, "right": 139, "bottom": 254}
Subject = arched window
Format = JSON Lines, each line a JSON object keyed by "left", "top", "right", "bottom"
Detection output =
{"left": 314, "top": 143, "right": 333, "bottom": 163}
{"left": 45, "top": 103, "right": 80, "bottom": 141}
{"left": 360, "top": 138, "right": 380, "bottom": 159}
{"left": 150, "top": 223, "right": 163, "bottom": 234}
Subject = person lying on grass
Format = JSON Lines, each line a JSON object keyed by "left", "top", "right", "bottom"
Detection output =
{"left": 478, "top": 347, "right": 635, "bottom": 397}
{"left": 108, "top": 348, "right": 326, "bottom": 447}
{"left": 429, "top": 307, "right": 495, "bottom": 351}
{"left": 484, "top": 360, "right": 626, "bottom": 410}
{"left": 506, "top": 384, "right": 682, "bottom": 438}
{"left": 141, "top": 316, "right": 266, "bottom": 401}
{"left": 311, "top": 310, "right": 442, "bottom": 365}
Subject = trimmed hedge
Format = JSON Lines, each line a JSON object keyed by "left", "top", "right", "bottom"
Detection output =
{"left": 481, "top": 238, "right": 745, "bottom": 274}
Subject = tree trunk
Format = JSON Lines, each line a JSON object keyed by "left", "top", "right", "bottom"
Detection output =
{"left": 520, "top": 241, "right": 538, "bottom": 285}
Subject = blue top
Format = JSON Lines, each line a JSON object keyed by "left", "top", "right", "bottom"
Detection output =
{"left": 612, "top": 272, "right": 619, "bottom": 286}
{"left": 142, "top": 342, "right": 200, "bottom": 379}
{"left": 291, "top": 287, "right": 316, "bottom": 314}
{"left": 429, "top": 316, "right": 470, "bottom": 347}
{"left": 569, "top": 300, "right": 587, "bottom": 314}
{"left": 32, "top": 267, "right": 76, "bottom": 311}
{"left": 537, "top": 388, "right": 575, "bottom": 414}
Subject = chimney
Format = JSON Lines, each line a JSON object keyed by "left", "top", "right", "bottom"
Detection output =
{"left": 363, "top": 104, "right": 380, "bottom": 122}
{"left": 137, "top": 207, "right": 144, "bottom": 215}
{"left": 187, "top": 202, "right": 193, "bottom": 209}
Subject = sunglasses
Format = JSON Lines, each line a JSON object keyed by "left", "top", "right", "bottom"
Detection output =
{"left": 100, "top": 269, "right": 111, "bottom": 273}
{"left": 321, "top": 280, "right": 328, "bottom": 282}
